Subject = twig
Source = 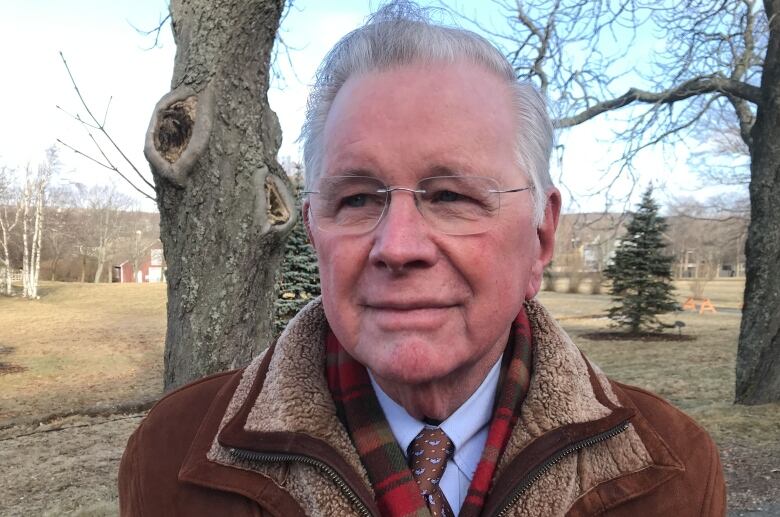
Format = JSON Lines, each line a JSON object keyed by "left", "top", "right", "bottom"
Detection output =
{"left": 58, "top": 52, "right": 158, "bottom": 198}
{"left": 57, "top": 139, "right": 156, "bottom": 202}
{"left": 128, "top": 13, "right": 172, "bottom": 50}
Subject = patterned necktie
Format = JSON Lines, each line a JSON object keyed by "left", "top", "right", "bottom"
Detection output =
{"left": 408, "top": 427, "right": 455, "bottom": 517}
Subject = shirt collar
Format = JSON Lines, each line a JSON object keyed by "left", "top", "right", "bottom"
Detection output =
{"left": 368, "top": 356, "right": 502, "bottom": 478}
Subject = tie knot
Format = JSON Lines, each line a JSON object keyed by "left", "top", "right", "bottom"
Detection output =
{"left": 410, "top": 427, "right": 454, "bottom": 465}
{"left": 408, "top": 427, "right": 455, "bottom": 515}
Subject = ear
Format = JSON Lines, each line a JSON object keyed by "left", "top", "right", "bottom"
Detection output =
{"left": 302, "top": 199, "right": 317, "bottom": 250}
{"left": 525, "top": 188, "right": 561, "bottom": 300}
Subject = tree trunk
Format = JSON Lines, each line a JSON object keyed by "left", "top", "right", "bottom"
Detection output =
{"left": 80, "top": 253, "right": 87, "bottom": 283}
{"left": 1, "top": 239, "right": 11, "bottom": 295}
{"left": 145, "top": 0, "right": 293, "bottom": 391}
{"left": 50, "top": 256, "right": 59, "bottom": 281}
{"left": 736, "top": 1, "right": 780, "bottom": 404}
{"left": 94, "top": 246, "right": 105, "bottom": 284}
{"left": 30, "top": 193, "right": 43, "bottom": 298}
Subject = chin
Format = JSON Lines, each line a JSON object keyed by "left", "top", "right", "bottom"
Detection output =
{"left": 364, "top": 339, "right": 462, "bottom": 386}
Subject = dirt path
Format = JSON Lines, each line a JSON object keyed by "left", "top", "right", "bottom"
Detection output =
{"left": 0, "top": 414, "right": 144, "bottom": 517}
{"left": 722, "top": 441, "right": 780, "bottom": 516}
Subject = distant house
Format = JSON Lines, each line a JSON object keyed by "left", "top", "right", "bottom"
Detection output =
{"left": 553, "top": 213, "right": 625, "bottom": 275}
{"left": 112, "top": 241, "right": 167, "bottom": 283}
{"left": 553, "top": 212, "right": 746, "bottom": 279}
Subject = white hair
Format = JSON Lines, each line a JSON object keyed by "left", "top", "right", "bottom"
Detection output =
{"left": 300, "top": 1, "right": 554, "bottom": 225}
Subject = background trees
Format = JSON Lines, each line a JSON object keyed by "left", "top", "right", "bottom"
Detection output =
{"left": 605, "top": 188, "right": 678, "bottom": 333}
{"left": 19, "top": 148, "right": 57, "bottom": 299}
{"left": 484, "top": 0, "right": 778, "bottom": 404}
{"left": 273, "top": 174, "right": 320, "bottom": 336}
{"left": 83, "top": 185, "right": 134, "bottom": 283}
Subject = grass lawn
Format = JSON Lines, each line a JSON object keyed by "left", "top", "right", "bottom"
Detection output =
{"left": 538, "top": 289, "right": 779, "bottom": 449}
{"left": 673, "top": 277, "right": 746, "bottom": 309}
{"left": 0, "top": 282, "right": 166, "bottom": 425}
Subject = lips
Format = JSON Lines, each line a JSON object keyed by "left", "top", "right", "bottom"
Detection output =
{"left": 363, "top": 300, "right": 457, "bottom": 311}
{"left": 361, "top": 300, "right": 459, "bottom": 331}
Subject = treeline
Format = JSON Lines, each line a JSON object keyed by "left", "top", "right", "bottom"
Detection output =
{"left": 1, "top": 149, "right": 158, "bottom": 294}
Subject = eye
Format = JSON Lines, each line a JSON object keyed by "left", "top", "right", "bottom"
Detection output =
{"left": 341, "top": 194, "right": 368, "bottom": 208}
{"left": 430, "top": 189, "right": 468, "bottom": 203}
{"left": 337, "top": 192, "right": 384, "bottom": 209}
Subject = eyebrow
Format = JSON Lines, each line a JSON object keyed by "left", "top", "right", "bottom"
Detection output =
{"left": 328, "top": 167, "right": 378, "bottom": 179}
{"left": 427, "top": 164, "right": 479, "bottom": 178}
{"left": 326, "top": 164, "right": 479, "bottom": 182}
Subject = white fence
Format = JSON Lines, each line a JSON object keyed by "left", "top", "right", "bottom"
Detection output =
{"left": 0, "top": 268, "right": 22, "bottom": 282}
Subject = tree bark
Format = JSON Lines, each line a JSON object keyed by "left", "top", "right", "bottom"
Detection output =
{"left": 94, "top": 246, "right": 105, "bottom": 283}
{"left": 146, "top": 0, "right": 293, "bottom": 391}
{"left": 79, "top": 252, "right": 87, "bottom": 283}
{"left": 736, "top": 0, "right": 780, "bottom": 404}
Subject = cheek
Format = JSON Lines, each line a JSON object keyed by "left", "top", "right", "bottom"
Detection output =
{"left": 316, "top": 237, "right": 368, "bottom": 304}
{"left": 468, "top": 233, "right": 536, "bottom": 294}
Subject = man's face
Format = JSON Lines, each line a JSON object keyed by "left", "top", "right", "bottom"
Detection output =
{"left": 306, "top": 61, "right": 559, "bottom": 386}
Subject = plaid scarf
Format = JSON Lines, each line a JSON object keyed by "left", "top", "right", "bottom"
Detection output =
{"left": 327, "top": 309, "right": 534, "bottom": 517}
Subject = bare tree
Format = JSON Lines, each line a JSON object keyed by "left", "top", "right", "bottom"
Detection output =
{"left": 20, "top": 148, "right": 57, "bottom": 299}
{"left": 0, "top": 166, "right": 22, "bottom": 295}
{"left": 483, "top": 0, "right": 777, "bottom": 404}
{"left": 83, "top": 185, "right": 133, "bottom": 283}
{"left": 44, "top": 185, "right": 80, "bottom": 281}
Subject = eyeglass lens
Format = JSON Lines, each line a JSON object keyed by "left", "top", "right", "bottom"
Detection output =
{"left": 309, "top": 176, "right": 504, "bottom": 236}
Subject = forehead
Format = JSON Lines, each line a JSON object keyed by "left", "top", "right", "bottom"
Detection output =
{"left": 320, "top": 61, "right": 519, "bottom": 181}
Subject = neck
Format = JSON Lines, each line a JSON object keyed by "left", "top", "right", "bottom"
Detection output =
{"left": 370, "top": 331, "right": 508, "bottom": 421}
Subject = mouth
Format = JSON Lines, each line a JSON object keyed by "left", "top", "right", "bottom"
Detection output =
{"left": 362, "top": 301, "right": 460, "bottom": 330}
{"left": 364, "top": 301, "right": 458, "bottom": 311}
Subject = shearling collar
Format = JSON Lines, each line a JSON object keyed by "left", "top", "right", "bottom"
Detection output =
{"left": 200, "top": 298, "right": 680, "bottom": 517}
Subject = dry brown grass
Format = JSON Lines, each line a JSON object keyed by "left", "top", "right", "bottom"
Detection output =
{"left": 551, "top": 277, "right": 746, "bottom": 310}
{"left": 673, "top": 277, "right": 745, "bottom": 309}
{"left": 537, "top": 289, "right": 779, "bottom": 449}
{"left": 0, "top": 282, "right": 166, "bottom": 426}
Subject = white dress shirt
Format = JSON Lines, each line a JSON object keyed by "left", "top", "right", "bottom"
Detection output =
{"left": 368, "top": 357, "right": 502, "bottom": 515}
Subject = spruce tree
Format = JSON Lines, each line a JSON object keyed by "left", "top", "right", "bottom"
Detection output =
{"left": 604, "top": 187, "right": 678, "bottom": 333}
{"left": 273, "top": 176, "right": 321, "bottom": 336}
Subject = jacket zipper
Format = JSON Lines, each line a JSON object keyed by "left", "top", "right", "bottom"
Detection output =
{"left": 492, "top": 420, "right": 630, "bottom": 517}
{"left": 229, "top": 420, "right": 628, "bottom": 517}
{"left": 229, "top": 448, "right": 374, "bottom": 517}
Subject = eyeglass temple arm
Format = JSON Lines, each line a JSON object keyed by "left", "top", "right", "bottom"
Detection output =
{"left": 488, "top": 186, "right": 533, "bottom": 194}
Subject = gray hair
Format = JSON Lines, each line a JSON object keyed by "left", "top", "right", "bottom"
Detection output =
{"left": 300, "top": 1, "right": 554, "bottom": 225}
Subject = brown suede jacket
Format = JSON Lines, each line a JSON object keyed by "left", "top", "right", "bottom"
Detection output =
{"left": 119, "top": 299, "right": 726, "bottom": 516}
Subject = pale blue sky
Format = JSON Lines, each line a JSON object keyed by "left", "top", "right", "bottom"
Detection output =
{"left": 0, "top": 1, "right": 722, "bottom": 213}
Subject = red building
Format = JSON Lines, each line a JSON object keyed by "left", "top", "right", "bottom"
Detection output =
{"left": 113, "top": 241, "right": 166, "bottom": 283}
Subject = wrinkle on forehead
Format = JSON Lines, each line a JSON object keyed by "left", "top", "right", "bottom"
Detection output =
{"left": 320, "top": 61, "right": 519, "bottom": 185}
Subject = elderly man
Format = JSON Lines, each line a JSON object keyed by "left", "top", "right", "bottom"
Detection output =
{"left": 119, "top": 3, "right": 726, "bottom": 516}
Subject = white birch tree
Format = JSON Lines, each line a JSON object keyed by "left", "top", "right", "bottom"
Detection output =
{"left": 0, "top": 166, "right": 22, "bottom": 295}
{"left": 20, "top": 148, "right": 57, "bottom": 299}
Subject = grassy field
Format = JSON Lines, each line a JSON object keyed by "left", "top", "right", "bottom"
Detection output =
{"left": 0, "top": 282, "right": 166, "bottom": 425}
{"left": 536, "top": 288, "right": 779, "bottom": 449}
{"left": 1, "top": 279, "right": 778, "bottom": 515}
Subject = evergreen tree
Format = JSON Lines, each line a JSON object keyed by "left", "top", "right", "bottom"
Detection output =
{"left": 604, "top": 187, "right": 678, "bottom": 333}
{"left": 273, "top": 175, "right": 321, "bottom": 336}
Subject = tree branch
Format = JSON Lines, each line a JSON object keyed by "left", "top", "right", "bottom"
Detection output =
{"left": 58, "top": 52, "right": 157, "bottom": 199}
{"left": 555, "top": 75, "right": 762, "bottom": 127}
{"left": 56, "top": 139, "right": 156, "bottom": 203}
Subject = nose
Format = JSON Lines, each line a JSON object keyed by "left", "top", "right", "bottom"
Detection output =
{"left": 368, "top": 190, "right": 438, "bottom": 273}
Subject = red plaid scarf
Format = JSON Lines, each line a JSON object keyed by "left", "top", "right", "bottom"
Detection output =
{"left": 327, "top": 309, "right": 534, "bottom": 517}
